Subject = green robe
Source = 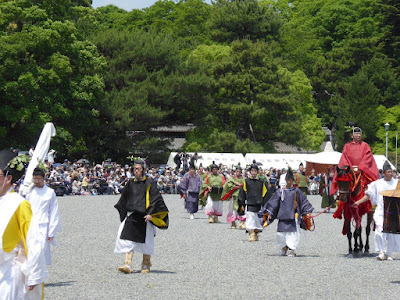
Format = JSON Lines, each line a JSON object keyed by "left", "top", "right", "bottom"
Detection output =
{"left": 199, "top": 174, "right": 225, "bottom": 202}
{"left": 221, "top": 176, "right": 245, "bottom": 211}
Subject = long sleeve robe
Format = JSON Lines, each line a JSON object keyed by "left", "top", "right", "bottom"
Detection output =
{"left": 26, "top": 185, "right": 62, "bottom": 265}
{"left": 0, "top": 189, "right": 48, "bottom": 299}
{"left": 263, "top": 187, "right": 314, "bottom": 232}
{"left": 331, "top": 141, "right": 379, "bottom": 195}
{"left": 114, "top": 177, "right": 169, "bottom": 243}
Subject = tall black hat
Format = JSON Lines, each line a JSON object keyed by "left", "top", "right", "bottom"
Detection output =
{"left": 249, "top": 160, "right": 259, "bottom": 171}
{"left": 299, "top": 162, "right": 304, "bottom": 167}
{"left": 0, "top": 150, "right": 17, "bottom": 171}
{"left": 235, "top": 163, "right": 242, "bottom": 171}
{"left": 383, "top": 160, "right": 392, "bottom": 172}
{"left": 210, "top": 161, "right": 219, "bottom": 170}
{"left": 285, "top": 167, "right": 295, "bottom": 180}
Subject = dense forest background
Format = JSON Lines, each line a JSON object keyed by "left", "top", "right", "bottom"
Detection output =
{"left": 1, "top": 0, "right": 399, "bottom": 163}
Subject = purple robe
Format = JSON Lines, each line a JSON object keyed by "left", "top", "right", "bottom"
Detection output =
{"left": 178, "top": 172, "right": 203, "bottom": 214}
{"left": 263, "top": 187, "right": 314, "bottom": 232}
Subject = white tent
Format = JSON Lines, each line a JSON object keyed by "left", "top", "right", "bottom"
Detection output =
{"left": 245, "top": 153, "right": 310, "bottom": 170}
{"left": 306, "top": 142, "right": 341, "bottom": 165}
{"left": 167, "top": 152, "right": 247, "bottom": 169}
{"left": 374, "top": 155, "right": 395, "bottom": 171}
{"left": 305, "top": 142, "right": 395, "bottom": 173}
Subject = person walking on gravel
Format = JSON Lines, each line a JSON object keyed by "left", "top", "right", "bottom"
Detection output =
{"left": 262, "top": 168, "right": 314, "bottom": 256}
{"left": 238, "top": 162, "right": 268, "bottom": 241}
{"left": 114, "top": 160, "right": 169, "bottom": 274}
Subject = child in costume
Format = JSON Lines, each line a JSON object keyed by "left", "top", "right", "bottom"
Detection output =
{"left": 262, "top": 168, "right": 314, "bottom": 256}
{"left": 221, "top": 164, "right": 245, "bottom": 229}
{"left": 238, "top": 162, "right": 268, "bottom": 241}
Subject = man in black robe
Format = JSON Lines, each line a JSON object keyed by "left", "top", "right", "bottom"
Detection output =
{"left": 114, "top": 160, "right": 169, "bottom": 274}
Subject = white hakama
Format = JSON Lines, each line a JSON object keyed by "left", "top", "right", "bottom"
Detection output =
{"left": 205, "top": 195, "right": 223, "bottom": 216}
{"left": 366, "top": 178, "right": 400, "bottom": 255}
{"left": 276, "top": 219, "right": 301, "bottom": 250}
{"left": 114, "top": 217, "right": 156, "bottom": 255}
{"left": 245, "top": 211, "right": 263, "bottom": 231}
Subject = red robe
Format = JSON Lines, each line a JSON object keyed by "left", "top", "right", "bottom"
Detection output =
{"left": 331, "top": 141, "right": 379, "bottom": 232}
{"left": 331, "top": 140, "right": 379, "bottom": 195}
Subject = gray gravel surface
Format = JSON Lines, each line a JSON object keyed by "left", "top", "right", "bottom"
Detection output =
{"left": 46, "top": 194, "right": 399, "bottom": 300}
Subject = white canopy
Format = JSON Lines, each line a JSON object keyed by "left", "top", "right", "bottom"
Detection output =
{"left": 306, "top": 142, "right": 396, "bottom": 172}
{"left": 245, "top": 153, "right": 310, "bottom": 170}
{"left": 167, "top": 152, "right": 247, "bottom": 169}
{"left": 373, "top": 155, "right": 396, "bottom": 171}
{"left": 306, "top": 142, "right": 342, "bottom": 165}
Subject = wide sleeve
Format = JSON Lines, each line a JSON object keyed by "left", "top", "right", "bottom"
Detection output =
{"left": 114, "top": 184, "right": 129, "bottom": 222}
{"left": 358, "top": 143, "right": 379, "bottom": 181}
{"left": 177, "top": 174, "right": 188, "bottom": 194}
{"left": 47, "top": 190, "right": 62, "bottom": 238}
{"left": 365, "top": 181, "right": 378, "bottom": 205}
{"left": 263, "top": 189, "right": 281, "bottom": 218}
{"left": 147, "top": 181, "right": 169, "bottom": 229}
{"left": 297, "top": 190, "right": 314, "bottom": 216}
{"left": 18, "top": 201, "right": 48, "bottom": 286}
{"left": 338, "top": 144, "right": 351, "bottom": 168}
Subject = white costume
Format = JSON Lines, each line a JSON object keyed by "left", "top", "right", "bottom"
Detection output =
{"left": 366, "top": 177, "right": 400, "bottom": 256}
{"left": 279, "top": 173, "right": 286, "bottom": 187}
{"left": 47, "top": 149, "right": 55, "bottom": 165}
{"left": 0, "top": 189, "right": 48, "bottom": 299}
{"left": 245, "top": 211, "right": 263, "bottom": 231}
{"left": 26, "top": 185, "right": 62, "bottom": 265}
{"left": 114, "top": 217, "right": 156, "bottom": 255}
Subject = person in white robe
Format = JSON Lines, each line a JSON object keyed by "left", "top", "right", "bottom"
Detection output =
{"left": 0, "top": 150, "right": 48, "bottom": 299}
{"left": 354, "top": 160, "right": 399, "bottom": 260}
{"left": 26, "top": 167, "right": 62, "bottom": 265}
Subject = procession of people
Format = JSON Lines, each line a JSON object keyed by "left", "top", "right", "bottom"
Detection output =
{"left": 1, "top": 125, "right": 400, "bottom": 299}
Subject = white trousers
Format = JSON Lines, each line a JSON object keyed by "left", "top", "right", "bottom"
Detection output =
{"left": 245, "top": 211, "right": 263, "bottom": 231}
{"left": 114, "top": 219, "right": 156, "bottom": 255}
{"left": 374, "top": 224, "right": 387, "bottom": 253}
{"left": 276, "top": 219, "right": 300, "bottom": 250}
{"left": 387, "top": 233, "right": 400, "bottom": 256}
{"left": 205, "top": 196, "right": 223, "bottom": 216}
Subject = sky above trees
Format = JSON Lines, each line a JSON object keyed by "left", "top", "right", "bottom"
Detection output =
{"left": 92, "top": 0, "right": 212, "bottom": 11}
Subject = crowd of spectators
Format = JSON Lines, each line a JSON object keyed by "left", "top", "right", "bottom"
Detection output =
{"left": 34, "top": 158, "right": 334, "bottom": 197}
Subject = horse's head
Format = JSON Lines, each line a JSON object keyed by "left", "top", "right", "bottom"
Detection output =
{"left": 336, "top": 165, "right": 353, "bottom": 202}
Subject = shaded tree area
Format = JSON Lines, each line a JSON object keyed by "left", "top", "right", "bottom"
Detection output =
{"left": 1, "top": 0, "right": 399, "bottom": 163}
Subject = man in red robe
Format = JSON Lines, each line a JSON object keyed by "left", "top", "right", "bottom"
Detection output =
{"left": 331, "top": 127, "right": 380, "bottom": 223}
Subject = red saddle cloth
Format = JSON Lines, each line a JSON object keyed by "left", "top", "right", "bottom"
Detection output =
{"left": 333, "top": 199, "right": 371, "bottom": 235}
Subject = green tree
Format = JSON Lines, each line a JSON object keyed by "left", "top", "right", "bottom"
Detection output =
{"left": 209, "top": 0, "right": 282, "bottom": 43}
{"left": 187, "top": 40, "right": 324, "bottom": 151}
{"left": 91, "top": 28, "right": 211, "bottom": 158}
{"left": 0, "top": 1, "right": 106, "bottom": 158}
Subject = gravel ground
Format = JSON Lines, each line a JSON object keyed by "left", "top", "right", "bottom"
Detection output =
{"left": 45, "top": 194, "right": 399, "bottom": 300}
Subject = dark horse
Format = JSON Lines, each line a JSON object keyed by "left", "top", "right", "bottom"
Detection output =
{"left": 334, "top": 165, "right": 374, "bottom": 256}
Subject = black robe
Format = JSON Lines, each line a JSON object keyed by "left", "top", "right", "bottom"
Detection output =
{"left": 114, "top": 177, "right": 169, "bottom": 243}
{"left": 238, "top": 178, "right": 268, "bottom": 214}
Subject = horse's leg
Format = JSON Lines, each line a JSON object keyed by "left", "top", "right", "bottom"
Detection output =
{"left": 364, "top": 212, "right": 373, "bottom": 254}
{"left": 357, "top": 226, "right": 363, "bottom": 253}
{"left": 345, "top": 220, "right": 352, "bottom": 254}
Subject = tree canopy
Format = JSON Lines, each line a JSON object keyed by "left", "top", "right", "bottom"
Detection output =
{"left": 1, "top": 0, "right": 399, "bottom": 164}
